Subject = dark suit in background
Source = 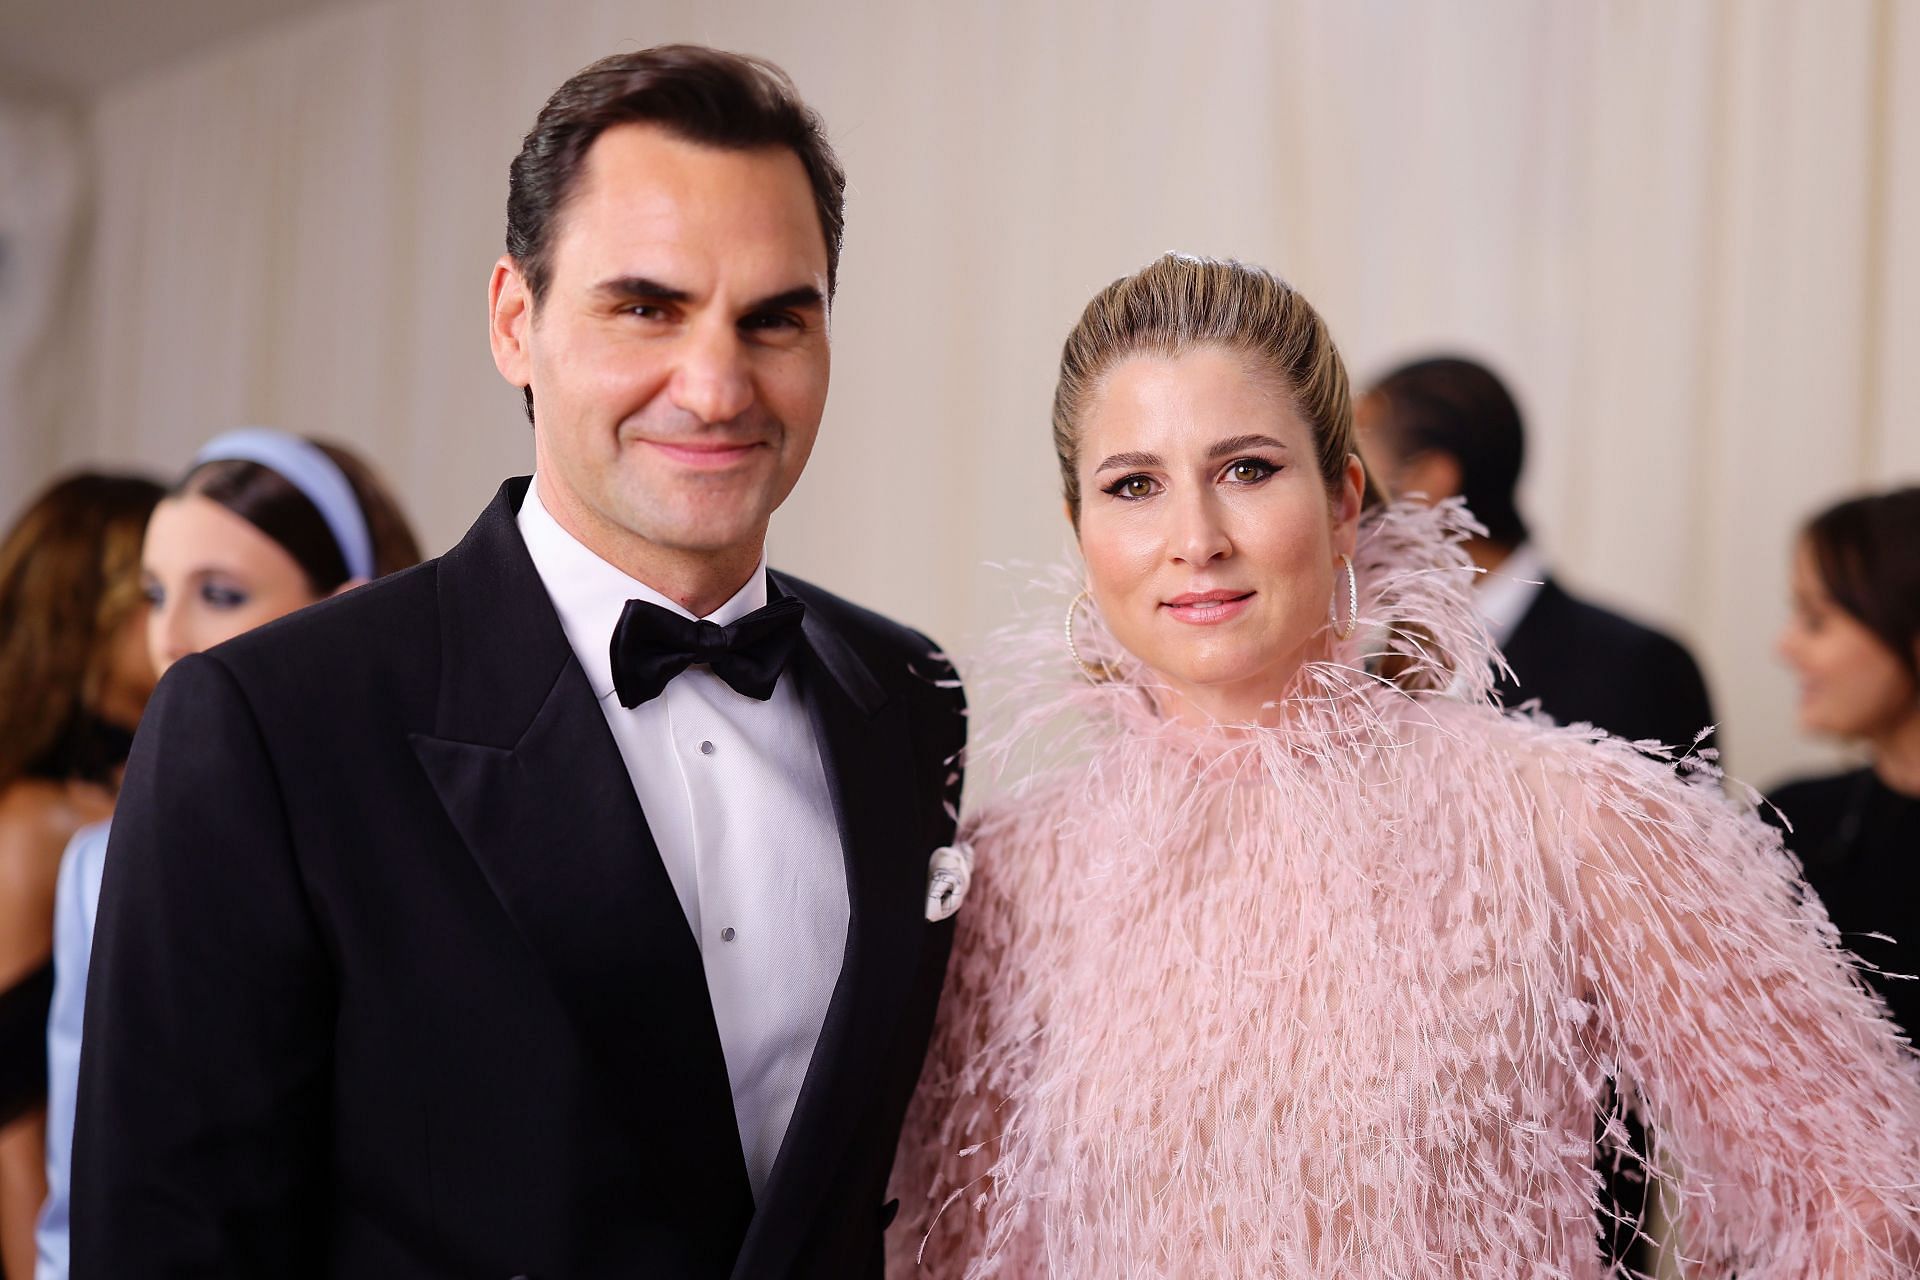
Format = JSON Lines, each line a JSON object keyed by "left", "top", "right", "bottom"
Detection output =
{"left": 71, "top": 480, "right": 966, "bottom": 1278}
{"left": 1497, "top": 576, "right": 1718, "bottom": 755}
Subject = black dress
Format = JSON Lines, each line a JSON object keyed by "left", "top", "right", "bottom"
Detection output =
{"left": 1768, "top": 767, "right": 1920, "bottom": 1042}
{"left": 0, "top": 959, "right": 53, "bottom": 1127}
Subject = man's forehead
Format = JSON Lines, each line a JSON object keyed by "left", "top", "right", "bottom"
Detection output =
{"left": 554, "top": 124, "right": 827, "bottom": 279}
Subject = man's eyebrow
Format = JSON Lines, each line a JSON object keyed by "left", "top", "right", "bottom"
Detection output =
{"left": 589, "top": 279, "right": 825, "bottom": 316}
{"left": 1208, "top": 434, "right": 1291, "bottom": 458}
{"left": 744, "top": 284, "right": 826, "bottom": 314}
{"left": 592, "top": 276, "right": 691, "bottom": 303}
{"left": 1094, "top": 450, "right": 1162, "bottom": 473}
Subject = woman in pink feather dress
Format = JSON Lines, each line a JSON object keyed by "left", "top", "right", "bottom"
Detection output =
{"left": 889, "top": 254, "right": 1920, "bottom": 1278}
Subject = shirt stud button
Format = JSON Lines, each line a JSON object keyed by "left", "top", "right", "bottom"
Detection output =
{"left": 699, "top": 740, "right": 716, "bottom": 756}
{"left": 721, "top": 927, "right": 737, "bottom": 942}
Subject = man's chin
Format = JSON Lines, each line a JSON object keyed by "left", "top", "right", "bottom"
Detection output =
{"left": 611, "top": 512, "right": 770, "bottom": 561}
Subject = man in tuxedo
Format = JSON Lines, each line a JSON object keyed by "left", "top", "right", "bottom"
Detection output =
{"left": 1356, "top": 355, "right": 1717, "bottom": 753}
{"left": 1356, "top": 354, "right": 1713, "bottom": 1272}
{"left": 73, "top": 46, "right": 965, "bottom": 1278}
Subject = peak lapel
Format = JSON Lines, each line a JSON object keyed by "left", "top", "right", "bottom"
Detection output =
{"left": 408, "top": 480, "right": 753, "bottom": 1220}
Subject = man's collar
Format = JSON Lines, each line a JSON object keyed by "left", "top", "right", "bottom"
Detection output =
{"left": 516, "top": 474, "right": 768, "bottom": 700}
{"left": 1474, "top": 541, "right": 1549, "bottom": 650}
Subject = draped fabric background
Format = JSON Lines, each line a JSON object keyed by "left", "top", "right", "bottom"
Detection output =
{"left": 9, "top": 0, "right": 1918, "bottom": 789}
{"left": 0, "top": 97, "right": 84, "bottom": 500}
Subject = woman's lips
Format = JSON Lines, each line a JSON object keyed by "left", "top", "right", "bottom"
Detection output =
{"left": 1161, "top": 590, "right": 1254, "bottom": 625}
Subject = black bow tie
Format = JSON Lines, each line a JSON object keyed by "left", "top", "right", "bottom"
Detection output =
{"left": 610, "top": 594, "right": 806, "bottom": 708}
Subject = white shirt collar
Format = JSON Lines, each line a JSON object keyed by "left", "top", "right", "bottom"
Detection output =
{"left": 1474, "top": 541, "right": 1549, "bottom": 650}
{"left": 516, "top": 474, "right": 770, "bottom": 701}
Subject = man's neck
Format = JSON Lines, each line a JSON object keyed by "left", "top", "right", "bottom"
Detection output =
{"left": 1466, "top": 538, "right": 1518, "bottom": 574}
{"left": 534, "top": 475, "right": 763, "bottom": 618}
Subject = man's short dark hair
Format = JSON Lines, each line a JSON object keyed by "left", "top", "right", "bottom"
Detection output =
{"left": 1368, "top": 355, "right": 1530, "bottom": 546}
{"left": 506, "top": 45, "right": 847, "bottom": 422}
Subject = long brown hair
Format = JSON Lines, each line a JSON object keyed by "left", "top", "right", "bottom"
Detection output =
{"left": 1052, "top": 254, "right": 1385, "bottom": 527}
{"left": 0, "top": 472, "right": 165, "bottom": 794}
{"left": 176, "top": 439, "right": 422, "bottom": 593}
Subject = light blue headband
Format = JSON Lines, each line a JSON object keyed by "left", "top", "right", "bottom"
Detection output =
{"left": 191, "top": 429, "right": 376, "bottom": 582}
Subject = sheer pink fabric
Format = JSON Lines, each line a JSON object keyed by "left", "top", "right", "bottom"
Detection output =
{"left": 891, "top": 502, "right": 1920, "bottom": 1278}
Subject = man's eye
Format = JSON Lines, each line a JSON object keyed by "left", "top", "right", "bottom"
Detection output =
{"left": 625, "top": 305, "right": 670, "bottom": 321}
{"left": 1104, "top": 475, "right": 1158, "bottom": 500}
{"left": 741, "top": 312, "right": 801, "bottom": 333}
{"left": 1225, "top": 458, "right": 1276, "bottom": 484}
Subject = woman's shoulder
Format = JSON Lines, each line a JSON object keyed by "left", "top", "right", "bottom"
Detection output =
{"left": 1403, "top": 697, "right": 1752, "bottom": 848}
{"left": 964, "top": 773, "right": 1079, "bottom": 854}
{"left": 0, "top": 780, "right": 108, "bottom": 864}
{"left": 1380, "top": 693, "right": 1584, "bottom": 777}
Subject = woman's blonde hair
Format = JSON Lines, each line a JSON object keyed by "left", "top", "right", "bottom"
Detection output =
{"left": 1052, "top": 253, "right": 1383, "bottom": 526}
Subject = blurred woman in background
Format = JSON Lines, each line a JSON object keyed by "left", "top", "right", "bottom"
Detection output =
{"left": 34, "top": 431, "right": 419, "bottom": 1280}
{"left": 1771, "top": 487, "right": 1920, "bottom": 1042}
{"left": 0, "top": 473, "right": 163, "bottom": 1280}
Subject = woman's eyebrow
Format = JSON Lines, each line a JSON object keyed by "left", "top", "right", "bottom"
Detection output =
{"left": 1208, "top": 434, "right": 1290, "bottom": 458}
{"left": 1094, "top": 450, "right": 1162, "bottom": 473}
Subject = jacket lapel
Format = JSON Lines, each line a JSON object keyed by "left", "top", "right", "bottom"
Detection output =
{"left": 407, "top": 479, "right": 754, "bottom": 1221}
{"left": 731, "top": 576, "right": 928, "bottom": 1275}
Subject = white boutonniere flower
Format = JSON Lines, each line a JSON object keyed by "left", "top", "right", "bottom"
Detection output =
{"left": 925, "top": 842, "right": 973, "bottom": 922}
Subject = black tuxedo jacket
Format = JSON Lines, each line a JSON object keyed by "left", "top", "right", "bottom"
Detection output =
{"left": 72, "top": 479, "right": 967, "bottom": 1279}
{"left": 1495, "top": 576, "right": 1717, "bottom": 755}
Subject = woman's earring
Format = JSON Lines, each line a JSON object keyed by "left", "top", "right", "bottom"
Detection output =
{"left": 1065, "top": 589, "right": 1112, "bottom": 683}
{"left": 1329, "top": 553, "right": 1359, "bottom": 641}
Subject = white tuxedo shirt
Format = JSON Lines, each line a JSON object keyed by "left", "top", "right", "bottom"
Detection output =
{"left": 517, "top": 477, "right": 848, "bottom": 1200}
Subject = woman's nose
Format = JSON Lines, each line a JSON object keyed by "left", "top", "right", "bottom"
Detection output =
{"left": 155, "top": 606, "right": 193, "bottom": 668}
{"left": 1775, "top": 624, "right": 1801, "bottom": 669}
{"left": 1168, "top": 495, "right": 1232, "bottom": 565}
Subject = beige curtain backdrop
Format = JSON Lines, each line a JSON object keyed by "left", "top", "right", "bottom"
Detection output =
{"left": 0, "top": 96, "right": 84, "bottom": 497}
{"left": 19, "top": 0, "right": 1920, "bottom": 789}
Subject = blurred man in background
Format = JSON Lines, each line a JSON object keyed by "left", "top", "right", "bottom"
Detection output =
{"left": 1358, "top": 355, "right": 1716, "bottom": 753}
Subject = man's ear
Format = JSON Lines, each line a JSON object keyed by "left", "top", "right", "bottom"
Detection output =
{"left": 1396, "top": 449, "right": 1464, "bottom": 506}
{"left": 488, "top": 255, "right": 534, "bottom": 391}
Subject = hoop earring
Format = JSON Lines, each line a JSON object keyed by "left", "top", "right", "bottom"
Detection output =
{"left": 1065, "top": 589, "right": 1111, "bottom": 683}
{"left": 1329, "top": 553, "right": 1359, "bottom": 641}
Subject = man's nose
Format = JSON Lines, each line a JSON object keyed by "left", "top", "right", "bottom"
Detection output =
{"left": 669, "top": 320, "right": 755, "bottom": 426}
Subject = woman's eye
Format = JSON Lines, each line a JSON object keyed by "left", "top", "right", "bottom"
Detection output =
{"left": 140, "top": 582, "right": 165, "bottom": 608}
{"left": 1224, "top": 458, "right": 1277, "bottom": 484}
{"left": 202, "top": 583, "right": 249, "bottom": 609}
{"left": 1104, "top": 475, "right": 1159, "bottom": 501}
